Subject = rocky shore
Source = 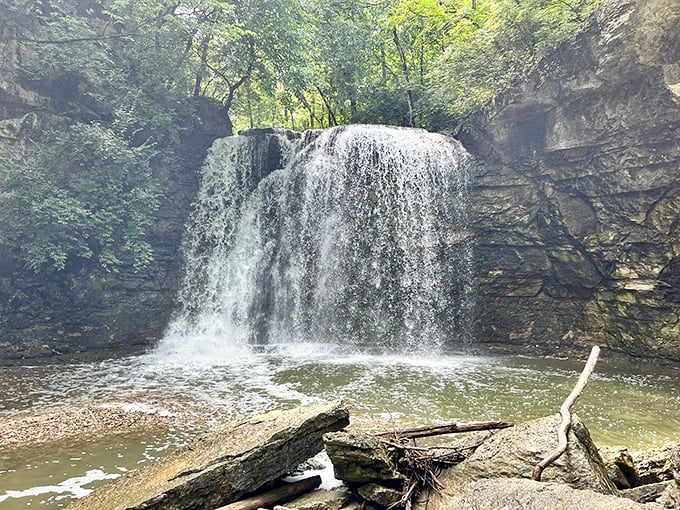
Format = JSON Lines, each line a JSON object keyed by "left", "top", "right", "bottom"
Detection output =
{"left": 0, "top": 396, "right": 245, "bottom": 452}
{"left": 7, "top": 400, "right": 665, "bottom": 510}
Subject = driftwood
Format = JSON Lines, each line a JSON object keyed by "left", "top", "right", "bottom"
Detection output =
{"left": 215, "top": 476, "right": 322, "bottom": 510}
{"left": 532, "top": 346, "right": 601, "bottom": 481}
{"left": 375, "top": 420, "right": 514, "bottom": 440}
{"left": 381, "top": 437, "right": 468, "bottom": 510}
{"left": 377, "top": 422, "right": 513, "bottom": 509}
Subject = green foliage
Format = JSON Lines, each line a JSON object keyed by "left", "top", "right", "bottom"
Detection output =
{"left": 1, "top": 0, "right": 600, "bottom": 274}
{"left": 0, "top": 124, "right": 159, "bottom": 272}
{"left": 425, "top": 0, "right": 599, "bottom": 127}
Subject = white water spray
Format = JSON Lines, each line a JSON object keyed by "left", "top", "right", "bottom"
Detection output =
{"left": 159, "top": 125, "right": 473, "bottom": 356}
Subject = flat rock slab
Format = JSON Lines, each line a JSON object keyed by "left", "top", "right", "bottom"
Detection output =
{"left": 68, "top": 401, "right": 349, "bottom": 510}
{"left": 441, "top": 478, "right": 663, "bottom": 510}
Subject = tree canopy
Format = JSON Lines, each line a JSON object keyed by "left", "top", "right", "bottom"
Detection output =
{"left": 0, "top": 0, "right": 598, "bottom": 272}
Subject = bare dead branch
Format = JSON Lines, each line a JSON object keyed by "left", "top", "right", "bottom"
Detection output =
{"left": 532, "top": 346, "right": 601, "bottom": 481}
{"left": 375, "top": 420, "right": 514, "bottom": 440}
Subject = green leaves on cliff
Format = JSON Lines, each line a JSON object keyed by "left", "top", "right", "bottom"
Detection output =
{"left": 426, "top": 0, "right": 599, "bottom": 126}
{"left": 0, "top": 124, "right": 159, "bottom": 272}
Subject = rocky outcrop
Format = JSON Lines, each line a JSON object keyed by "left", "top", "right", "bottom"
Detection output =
{"left": 462, "top": 0, "right": 680, "bottom": 359}
{"left": 67, "top": 401, "right": 349, "bottom": 510}
{"left": 431, "top": 414, "right": 617, "bottom": 498}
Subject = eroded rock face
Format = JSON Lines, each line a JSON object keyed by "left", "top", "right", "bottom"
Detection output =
{"left": 66, "top": 401, "right": 349, "bottom": 510}
{"left": 462, "top": 0, "right": 680, "bottom": 360}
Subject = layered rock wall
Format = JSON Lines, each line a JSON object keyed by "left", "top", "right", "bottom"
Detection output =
{"left": 463, "top": 0, "right": 680, "bottom": 359}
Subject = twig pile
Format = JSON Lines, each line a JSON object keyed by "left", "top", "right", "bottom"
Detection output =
{"left": 380, "top": 436, "right": 476, "bottom": 509}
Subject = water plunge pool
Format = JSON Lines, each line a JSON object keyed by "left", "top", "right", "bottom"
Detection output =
{"left": 1, "top": 345, "right": 678, "bottom": 508}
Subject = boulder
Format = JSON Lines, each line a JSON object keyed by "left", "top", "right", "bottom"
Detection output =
{"left": 427, "top": 413, "right": 617, "bottom": 506}
{"left": 323, "top": 431, "right": 402, "bottom": 484}
{"left": 67, "top": 401, "right": 349, "bottom": 510}
{"left": 357, "top": 483, "right": 402, "bottom": 507}
{"left": 274, "top": 487, "right": 352, "bottom": 510}
{"left": 434, "top": 478, "right": 663, "bottom": 510}
{"left": 635, "top": 442, "right": 680, "bottom": 484}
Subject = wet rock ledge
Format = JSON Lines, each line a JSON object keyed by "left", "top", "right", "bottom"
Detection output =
{"left": 66, "top": 401, "right": 680, "bottom": 510}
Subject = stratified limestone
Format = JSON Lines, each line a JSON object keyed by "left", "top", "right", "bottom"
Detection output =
{"left": 67, "top": 401, "right": 349, "bottom": 510}
{"left": 463, "top": 0, "right": 680, "bottom": 360}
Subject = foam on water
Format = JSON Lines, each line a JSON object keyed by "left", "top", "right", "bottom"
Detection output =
{"left": 1, "top": 350, "right": 679, "bottom": 510}
{"left": 0, "top": 469, "right": 119, "bottom": 503}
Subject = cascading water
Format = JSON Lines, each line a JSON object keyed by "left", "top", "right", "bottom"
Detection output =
{"left": 160, "top": 124, "right": 474, "bottom": 355}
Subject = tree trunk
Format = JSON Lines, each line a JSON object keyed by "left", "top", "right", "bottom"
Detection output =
{"left": 392, "top": 27, "right": 414, "bottom": 127}
{"left": 193, "top": 35, "right": 210, "bottom": 97}
{"left": 532, "top": 346, "right": 601, "bottom": 481}
{"left": 376, "top": 420, "right": 514, "bottom": 440}
{"left": 215, "top": 476, "right": 322, "bottom": 510}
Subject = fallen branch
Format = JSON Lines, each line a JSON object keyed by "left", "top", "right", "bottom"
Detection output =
{"left": 214, "top": 475, "right": 321, "bottom": 510}
{"left": 375, "top": 420, "right": 514, "bottom": 440}
{"left": 532, "top": 346, "right": 601, "bottom": 481}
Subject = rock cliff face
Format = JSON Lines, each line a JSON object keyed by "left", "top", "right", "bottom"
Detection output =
{"left": 462, "top": 0, "right": 680, "bottom": 360}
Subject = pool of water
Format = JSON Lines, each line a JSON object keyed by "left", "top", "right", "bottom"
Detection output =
{"left": 1, "top": 344, "right": 679, "bottom": 508}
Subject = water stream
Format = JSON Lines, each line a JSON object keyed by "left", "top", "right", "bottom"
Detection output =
{"left": 1, "top": 348, "right": 679, "bottom": 508}
{"left": 164, "top": 125, "right": 473, "bottom": 353}
{"left": 1, "top": 125, "right": 679, "bottom": 507}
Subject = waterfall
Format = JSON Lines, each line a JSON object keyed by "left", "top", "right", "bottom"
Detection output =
{"left": 161, "top": 124, "right": 473, "bottom": 355}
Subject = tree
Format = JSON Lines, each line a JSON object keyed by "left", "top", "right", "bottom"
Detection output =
{"left": 0, "top": 124, "right": 158, "bottom": 272}
{"left": 425, "top": 0, "right": 598, "bottom": 129}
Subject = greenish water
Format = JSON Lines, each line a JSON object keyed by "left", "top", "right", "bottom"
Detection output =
{"left": 1, "top": 346, "right": 679, "bottom": 508}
